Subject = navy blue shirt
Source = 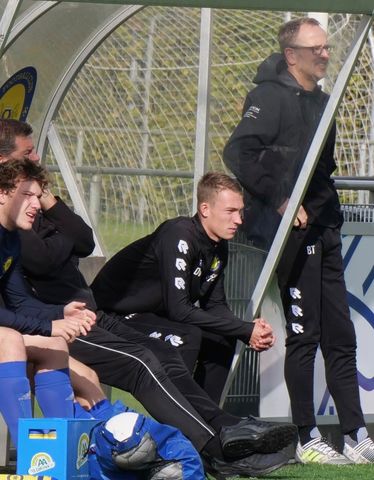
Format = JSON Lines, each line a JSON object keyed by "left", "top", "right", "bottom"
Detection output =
{"left": 0, "top": 226, "right": 64, "bottom": 335}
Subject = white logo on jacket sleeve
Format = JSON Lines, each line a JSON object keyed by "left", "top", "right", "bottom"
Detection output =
{"left": 149, "top": 331, "right": 162, "bottom": 339}
{"left": 175, "top": 277, "right": 185, "bottom": 290}
{"left": 291, "top": 323, "right": 304, "bottom": 334}
{"left": 165, "top": 334, "right": 184, "bottom": 347}
{"left": 243, "top": 105, "right": 260, "bottom": 119}
{"left": 178, "top": 240, "right": 189, "bottom": 254}
{"left": 193, "top": 267, "right": 202, "bottom": 277}
{"left": 176, "top": 258, "right": 187, "bottom": 271}
{"left": 291, "top": 305, "right": 303, "bottom": 317}
{"left": 290, "top": 287, "right": 301, "bottom": 300}
{"left": 206, "top": 273, "right": 218, "bottom": 282}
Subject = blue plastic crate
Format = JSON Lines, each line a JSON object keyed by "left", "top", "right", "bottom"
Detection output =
{"left": 17, "top": 418, "right": 100, "bottom": 479}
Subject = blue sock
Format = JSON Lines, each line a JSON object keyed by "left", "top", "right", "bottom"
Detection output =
{"left": 88, "top": 399, "right": 116, "bottom": 421}
{"left": 34, "top": 369, "right": 74, "bottom": 418}
{"left": 0, "top": 361, "right": 32, "bottom": 446}
{"left": 74, "top": 402, "right": 93, "bottom": 419}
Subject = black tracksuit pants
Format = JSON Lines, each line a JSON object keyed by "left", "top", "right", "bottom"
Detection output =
{"left": 69, "top": 311, "right": 238, "bottom": 451}
{"left": 277, "top": 225, "right": 365, "bottom": 433}
{"left": 123, "top": 312, "right": 236, "bottom": 404}
{"left": 120, "top": 312, "right": 202, "bottom": 374}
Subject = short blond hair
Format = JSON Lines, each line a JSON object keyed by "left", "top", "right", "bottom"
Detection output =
{"left": 197, "top": 172, "right": 242, "bottom": 206}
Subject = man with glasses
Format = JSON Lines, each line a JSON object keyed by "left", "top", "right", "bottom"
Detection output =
{"left": 224, "top": 17, "right": 374, "bottom": 464}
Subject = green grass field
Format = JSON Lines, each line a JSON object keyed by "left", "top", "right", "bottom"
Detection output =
{"left": 241, "top": 463, "right": 374, "bottom": 479}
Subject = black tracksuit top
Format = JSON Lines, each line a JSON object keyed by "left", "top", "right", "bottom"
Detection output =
{"left": 91, "top": 214, "right": 254, "bottom": 342}
{"left": 223, "top": 53, "right": 343, "bottom": 246}
{"left": 19, "top": 198, "right": 97, "bottom": 310}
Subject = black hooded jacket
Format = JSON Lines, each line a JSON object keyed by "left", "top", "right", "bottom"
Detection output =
{"left": 223, "top": 53, "right": 342, "bottom": 248}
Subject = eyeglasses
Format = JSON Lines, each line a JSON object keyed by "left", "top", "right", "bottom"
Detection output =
{"left": 288, "top": 44, "right": 333, "bottom": 56}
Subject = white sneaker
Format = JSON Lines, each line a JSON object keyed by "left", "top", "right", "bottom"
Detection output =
{"left": 296, "top": 437, "right": 352, "bottom": 464}
{"left": 344, "top": 437, "right": 374, "bottom": 464}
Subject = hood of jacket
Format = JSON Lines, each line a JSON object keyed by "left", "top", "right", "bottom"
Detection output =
{"left": 254, "top": 52, "right": 305, "bottom": 91}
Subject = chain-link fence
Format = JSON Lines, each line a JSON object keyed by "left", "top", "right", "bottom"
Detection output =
{"left": 47, "top": 8, "right": 374, "bottom": 257}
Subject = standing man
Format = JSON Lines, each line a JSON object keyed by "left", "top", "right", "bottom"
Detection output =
{"left": 1, "top": 118, "right": 296, "bottom": 478}
{"left": 91, "top": 172, "right": 276, "bottom": 404}
{"left": 224, "top": 17, "right": 374, "bottom": 464}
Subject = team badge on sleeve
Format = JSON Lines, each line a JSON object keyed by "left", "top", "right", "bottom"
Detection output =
{"left": 1, "top": 256, "right": 13, "bottom": 278}
{"left": 210, "top": 256, "right": 221, "bottom": 272}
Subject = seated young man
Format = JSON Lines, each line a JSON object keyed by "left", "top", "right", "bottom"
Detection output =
{"left": 0, "top": 159, "right": 95, "bottom": 446}
{"left": 91, "top": 172, "right": 274, "bottom": 403}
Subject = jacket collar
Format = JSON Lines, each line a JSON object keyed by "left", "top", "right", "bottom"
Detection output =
{"left": 192, "top": 213, "right": 220, "bottom": 248}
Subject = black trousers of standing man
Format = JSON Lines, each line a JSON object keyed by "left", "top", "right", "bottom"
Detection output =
{"left": 277, "top": 225, "right": 365, "bottom": 434}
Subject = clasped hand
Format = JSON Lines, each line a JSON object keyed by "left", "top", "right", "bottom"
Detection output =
{"left": 51, "top": 301, "right": 96, "bottom": 343}
{"left": 249, "top": 318, "right": 275, "bottom": 352}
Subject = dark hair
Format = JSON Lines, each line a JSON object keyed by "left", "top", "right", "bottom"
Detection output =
{"left": 0, "top": 119, "right": 33, "bottom": 156}
{"left": 197, "top": 171, "right": 242, "bottom": 205}
{"left": 278, "top": 17, "right": 321, "bottom": 52}
{"left": 0, "top": 159, "right": 49, "bottom": 192}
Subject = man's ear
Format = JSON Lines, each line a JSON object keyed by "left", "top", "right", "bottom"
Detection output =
{"left": 199, "top": 202, "right": 210, "bottom": 218}
{"left": 284, "top": 47, "right": 297, "bottom": 66}
{"left": 0, "top": 189, "right": 8, "bottom": 205}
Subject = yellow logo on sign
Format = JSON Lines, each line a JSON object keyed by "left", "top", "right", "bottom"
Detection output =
{"left": 76, "top": 432, "right": 89, "bottom": 470}
{"left": 0, "top": 84, "right": 25, "bottom": 120}
{"left": 0, "top": 67, "right": 37, "bottom": 121}
{"left": 28, "top": 452, "right": 55, "bottom": 475}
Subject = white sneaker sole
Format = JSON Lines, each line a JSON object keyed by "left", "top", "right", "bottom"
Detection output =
{"left": 343, "top": 444, "right": 370, "bottom": 464}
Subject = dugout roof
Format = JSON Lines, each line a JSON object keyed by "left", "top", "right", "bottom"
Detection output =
{"left": 53, "top": 0, "right": 374, "bottom": 13}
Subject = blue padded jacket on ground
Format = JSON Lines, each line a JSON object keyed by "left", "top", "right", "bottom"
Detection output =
{"left": 88, "top": 404, "right": 205, "bottom": 480}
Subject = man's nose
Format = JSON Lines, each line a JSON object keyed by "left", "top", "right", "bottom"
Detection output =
{"left": 234, "top": 212, "right": 242, "bottom": 224}
{"left": 32, "top": 197, "right": 41, "bottom": 209}
{"left": 28, "top": 150, "right": 40, "bottom": 162}
{"left": 320, "top": 48, "right": 330, "bottom": 60}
